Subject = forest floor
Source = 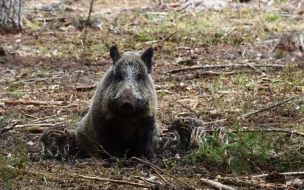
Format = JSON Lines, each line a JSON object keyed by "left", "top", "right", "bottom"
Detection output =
{"left": 1, "top": 0, "right": 304, "bottom": 189}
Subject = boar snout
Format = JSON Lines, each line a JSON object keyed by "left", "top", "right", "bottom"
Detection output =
{"left": 118, "top": 89, "right": 137, "bottom": 114}
{"left": 120, "top": 102, "right": 135, "bottom": 113}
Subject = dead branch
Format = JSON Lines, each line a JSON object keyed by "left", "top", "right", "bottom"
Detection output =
{"left": 131, "top": 157, "right": 191, "bottom": 187}
{"left": 163, "top": 136, "right": 174, "bottom": 149}
{"left": 219, "top": 127, "right": 304, "bottom": 135}
{"left": 0, "top": 121, "right": 21, "bottom": 134}
{"left": 155, "top": 89, "right": 174, "bottom": 94}
{"left": 200, "top": 178, "right": 236, "bottom": 190}
{"left": 167, "top": 64, "right": 286, "bottom": 74}
{"left": 15, "top": 123, "right": 62, "bottom": 128}
{"left": 178, "top": 2, "right": 191, "bottom": 11}
{"left": 78, "top": 175, "right": 148, "bottom": 188}
{"left": 241, "top": 96, "right": 299, "bottom": 118}
{"left": 204, "top": 128, "right": 304, "bottom": 137}
{"left": 76, "top": 84, "right": 96, "bottom": 91}
{"left": 151, "top": 166, "right": 168, "bottom": 184}
{"left": 221, "top": 28, "right": 235, "bottom": 39}
{"left": 82, "top": 0, "right": 94, "bottom": 57}
{"left": 114, "top": 9, "right": 147, "bottom": 20}
{"left": 32, "top": 115, "right": 59, "bottom": 122}
{"left": 12, "top": 78, "right": 48, "bottom": 85}
{"left": 203, "top": 119, "right": 227, "bottom": 125}
{"left": 78, "top": 131, "right": 113, "bottom": 158}
{"left": 146, "top": 12, "right": 169, "bottom": 16}
{"left": 162, "top": 30, "right": 177, "bottom": 42}
{"left": 197, "top": 71, "right": 240, "bottom": 75}
{"left": 216, "top": 176, "right": 287, "bottom": 189}
{"left": 27, "top": 126, "right": 45, "bottom": 133}
{"left": 182, "top": 71, "right": 256, "bottom": 80}
{"left": 173, "top": 13, "right": 194, "bottom": 23}
{"left": 23, "top": 114, "right": 39, "bottom": 119}
{"left": 252, "top": 171, "right": 304, "bottom": 178}
{"left": 3, "top": 99, "right": 66, "bottom": 106}
{"left": 246, "top": 63, "right": 264, "bottom": 74}
{"left": 133, "top": 176, "right": 160, "bottom": 185}
{"left": 239, "top": 128, "right": 304, "bottom": 137}
{"left": 145, "top": 30, "right": 177, "bottom": 44}
{"left": 176, "top": 101, "right": 199, "bottom": 118}
{"left": 168, "top": 2, "right": 180, "bottom": 8}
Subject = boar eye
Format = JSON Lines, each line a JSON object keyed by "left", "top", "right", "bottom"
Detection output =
{"left": 136, "top": 74, "right": 144, "bottom": 81}
{"left": 115, "top": 73, "right": 123, "bottom": 81}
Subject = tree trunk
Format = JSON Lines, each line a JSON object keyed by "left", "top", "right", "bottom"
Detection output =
{"left": 0, "top": 0, "right": 24, "bottom": 32}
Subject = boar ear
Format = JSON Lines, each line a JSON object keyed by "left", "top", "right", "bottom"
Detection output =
{"left": 141, "top": 47, "right": 153, "bottom": 73}
{"left": 110, "top": 46, "right": 121, "bottom": 63}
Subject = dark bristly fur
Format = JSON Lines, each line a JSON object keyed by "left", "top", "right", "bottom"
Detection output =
{"left": 76, "top": 46, "right": 158, "bottom": 159}
{"left": 39, "top": 126, "right": 76, "bottom": 157}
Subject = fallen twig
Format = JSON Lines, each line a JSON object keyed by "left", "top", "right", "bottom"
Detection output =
{"left": 27, "top": 126, "right": 45, "bottom": 133}
{"left": 12, "top": 77, "right": 48, "bottom": 85}
{"left": 200, "top": 178, "right": 236, "bottom": 190}
{"left": 3, "top": 99, "right": 66, "bottom": 106}
{"left": 203, "top": 119, "right": 227, "bottom": 125}
{"left": 76, "top": 84, "right": 96, "bottom": 91}
{"left": 32, "top": 115, "right": 58, "bottom": 122}
{"left": 80, "top": 132, "right": 113, "bottom": 158}
{"left": 0, "top": 121, "right": 21, "bottom": 134}
{"left": 221, "top": 28, "right": 235, "bottom": 39}
{"left": 183, "top": 71, "right": 256, "bottom": 80}
{"left": 78, "top": 175, "right": 147, "bottom": 188}
{"left": 151, "top": 166, "right": 168, "bottom": 184}
{"left": 241, "top": 96, "right": 299, "bottom": 118}
{"left": 176, "top": 101, "right": 199, "bottom": 118}
{"left": 168, "top": 64, "right": 286, "bottom": 74}
{"left": 15, "top": 123, "right": 62, "bottom": 128}
{"left": 204, "top": 128, "right": 304, "bottom": 137}
{"left": 163, "top": 136, "right": 175, "bottom": 149}
{"left": 173, "top": 13, "right": 194, "bottom": 23}
{"left": 252, "top": 171, "right": 304, "bottom": 178}
{"left": 82, "top": 0, "right": 94, "bottom": 57}
{"left": 168, "top": 2, "right": 181, "bottom": 8}
{"left": 236, "top": 128, "right": 304, "bottom": 137}
{"left": 162, "top": 30, "right": 177, "bottom": 42}
{"left": 216, "top": 176, "right": 285, "bottom": 189}
{"left": 178, "top": 2, "right": 191, "bottom": 11}
{"left": 246, "top": 63, "right": 264, "bottom": 74}
{"left": 134, "top": 176, "right": 160, "bottom": 185}
{"left": 131, "top": 157, "right": 191, "bottom": 187}
{"left": 145, "top": 30, "right": 177, "bottom": 44}
{"left": 155, "top": 89, "right": 174, "bottom": 94}
{"left": 23, "top": 114, "right": 39, "bottom": 119}
{"left": 114, "top": 8, "right": 147, "bottom": 20}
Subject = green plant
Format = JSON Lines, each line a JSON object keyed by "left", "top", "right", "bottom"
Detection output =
{"left": 0, "top": 112, "right": 17, "bottom": 129}
{"left": 265, "top": 13, "right": 280, "bottom": 22}
{"left": 186, "top": 136, "right": 228, "bottom": 165}
{"left": 227, "top": 130, "right": 273, "bottom": 174}
{"left": 7, "top": 86, "right": 19, "bottom": 92}
{"left": 186, "top": 130, "right": 277, "bottom": 174}
{"left": 115, "top": 158, "right": 121, "bottom": 175}
{"left": 0, "top": 138, "right": 27, "bottom": 189}
{"left": 124, "top": 149, "right": 129, "bottom": 160}
{"left": 275, "top": 49, "right": 287, "bottom": 59}
{"left": 13, "top": 92, "right": 22, "bottom": 99}
{"left": 162, "top": 156, "right": 177, "bottom": 169}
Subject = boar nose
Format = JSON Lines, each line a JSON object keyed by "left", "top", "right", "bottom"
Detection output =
{"left": 120, "top": 102, "right": 135, "bottom": 113}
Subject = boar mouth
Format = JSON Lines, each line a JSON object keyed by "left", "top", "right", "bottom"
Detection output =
{"left": 108, "top": 99, "right": 149, "bottom": 118}
{"left": 119, "top": 101, "right": 135, "bottom": 114}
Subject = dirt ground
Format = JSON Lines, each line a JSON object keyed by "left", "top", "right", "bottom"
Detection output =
{"left": 1, "top": 0, "right": 304, "bottom": 189}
